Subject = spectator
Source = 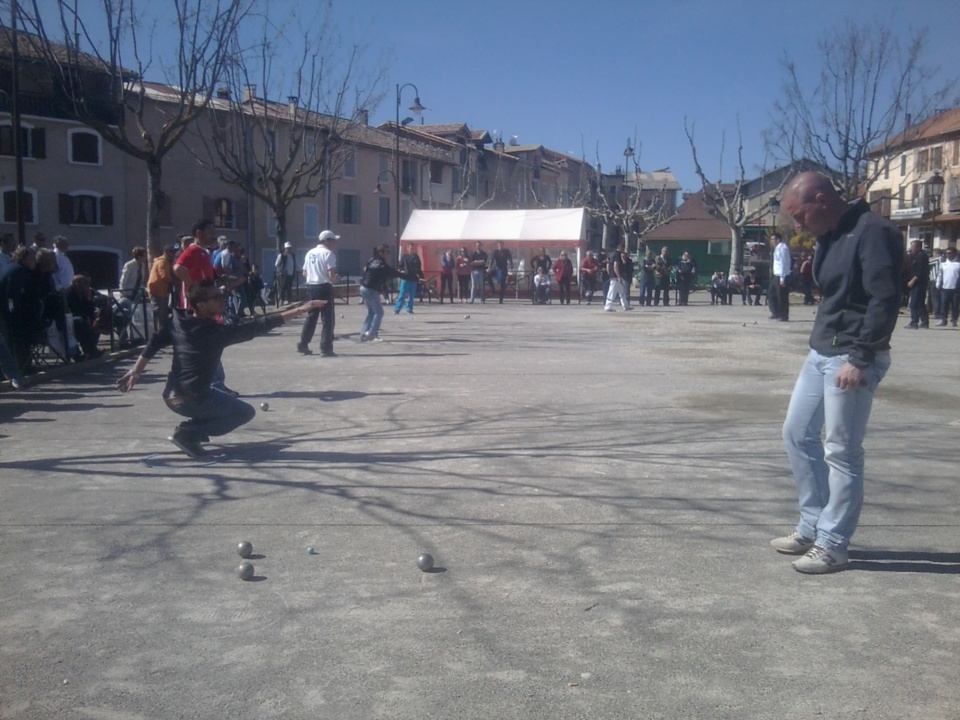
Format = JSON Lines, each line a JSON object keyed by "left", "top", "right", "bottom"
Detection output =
{"left": 676, "top": 251, "right": 697, "bottom": 306}
{"left": 359, "top": 244, "right": 420, "bottom": 341}
{"left": 654, "top": 246, "right": 671, "bottom": 306}
{"left": 148, "top": 244, "right": 178, "bottom": 331}
{"left": 580, "top": 250, "right": 599, "bottom": 304}
{"left": 744, "top": 269, "right": 763, "bottom": 306}
{"left": 639, "top": 248, "right": 656, "bottom": 306}
{"left": 439, "top": 249, "right": 455, "bottom": 303}
{"left": 0, "top": 246, "right": 42, "bottom": 373}
{"left": 552, "top": 250, "right": 574, "bottom": 305}
{"left": 0, "top": 233, "right": 16, "bottom": 272}
{"left": 275, "top": 242, "right": 297, "bottom": 304}
{"left": 30, "top": 232, "right": 46, "bottom": 251}
{"left": 709, "top": 271, "right": 726, "bottom": 305}
{"left": 247, "top": 264, "right": 267, "bottom": 315}
{"left": 726, "top": 269, "right": 745, "bottom": 305}
{"left": 393, "top": 243, "right": 424, "bottom": 315}
{"left": 65, "top": 273, "right": 106, "bottom": 360}
{"left": 936, "top": 245, "right": 959, "bottom": 328}
{"left": 455, "top": 247, "right": 471, "bottom": 303}
{"left": 533, "top": 266, "right": 551, "bottom": 304}
{"left": 800, "top": 253, "right": 816, "bottom": 305}
{"left": 469, "top": 242, "right": 488, "bottom": 304}
{"left": 120, "top": 247, "right": 148, "bottom": 302}
{"left": 52, "top": 236, "right": 75, "bottom": 291}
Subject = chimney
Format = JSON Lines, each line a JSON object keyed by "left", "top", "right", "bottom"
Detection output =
{"left": 904, "top": 112, "right": 912, "bottom": 130}
{"left": 358, "top": 108, "right": 369, "bottom": 126}
{"left": 493, "top": 139, "right": 505, "bottom": 153}
{"left": 216, "top": 87, "right": 230, "bottom": 100}
{"left": 288, "top": 96, "right": 298, "bottom": 115}
{"left": 243, "top": 85, "right": 256, "bottom": 103}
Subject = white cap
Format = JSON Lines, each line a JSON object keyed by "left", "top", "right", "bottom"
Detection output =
{"left": 284, "top": 241, "right": 293, "bottom": 248}
{"left": 318, "top": 230, "right": 340, "bottom": 243}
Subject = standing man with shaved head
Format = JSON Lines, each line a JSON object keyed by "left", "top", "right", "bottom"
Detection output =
{"left": 770, "top": 172, "right": 903, "bottom": 574}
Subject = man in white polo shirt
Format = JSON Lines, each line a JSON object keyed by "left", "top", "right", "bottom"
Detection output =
{"left": 297, "top": 230, "right": 338, "bottom": 356}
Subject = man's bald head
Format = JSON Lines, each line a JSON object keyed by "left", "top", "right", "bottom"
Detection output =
{"left": 782, "top": 172, "right": 847, "bottom": 237}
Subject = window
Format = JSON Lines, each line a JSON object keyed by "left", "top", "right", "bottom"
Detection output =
{"left": 401, "top": 160, "right": 417, "bottom": 194}
{"left": 68, "top": 129, "right": 101, "bottom": 164}
{"left": 452, "top": 167, "right": 462, "bottom": 194}
{"left": 911, "top": 183, "right": 919, "bottom": 204}
{"left": 707, "top": 240, "right": 731, "bottom": 255}
{"left": 900, "top": 156, "right": 907, "bottom": 177}
{"left": 214, "top": 198, "right": 235, "bottom": 229}
{"left": 898, "top": 186, "right": 906, "bottom": 209}
{"left": 337, "top": 193, "right": 360, "bottom": 224}
{"left": 58, "top": 191, "right": 113, "bottom": 225}
{"left": 883, "top": 159, "right": 889, "bottom": 180}
{"left": 2, "top": 186, "right": 37, "bottom": 224}
{"left": 401, "top": 199, "right": 411, "bottom": 229}
{"left": 265, "top": 131, "right": 276, "bottom": 156}
{"left": 304, "top": 135, "right": 317, "bottom": 162}
{"left": 430, "top": 161, "right": 443, "bottom": 184}
{"left": 931, "top": 145, "right": 943, "bottom": 171}
{"left": 952, "top": 139, "right": 960, "bottom": 166}
{"left": 378, "top": 154, "right": 389, "bottom": 174}
{"left": 868, "top": 190, "right": 891, "bottom": 217}
{"left": 0, "top": 124, "right": 45, "bottom": 159}
{"left": 916, "top": 149, "right": 929, "bottom": 174}
{"left": 303, "top": 203, "right": 319, "bottom": 238}
{"left": 342, "top": 148, "right": 356, "bottom": 179}
{"left": 378, "top": 196, "right": 390, "bottom": 228}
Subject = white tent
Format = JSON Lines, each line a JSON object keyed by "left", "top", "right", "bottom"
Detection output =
{"left": 400, "top": 208, "right": 587, "bottom": 275}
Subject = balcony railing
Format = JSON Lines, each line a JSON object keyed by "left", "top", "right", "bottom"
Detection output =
{"left": 0, "top": 90, "right": 123, "bottom": 126}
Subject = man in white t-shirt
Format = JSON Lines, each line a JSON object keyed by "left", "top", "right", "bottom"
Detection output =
{"left": 52, "top": 236, "right": 75, "bottom": 291}
{"left": 297, "top": 230, "right": 338, "bottom": 356}
{"left": 768, "top": 233, "right": 792, "bottom": 321}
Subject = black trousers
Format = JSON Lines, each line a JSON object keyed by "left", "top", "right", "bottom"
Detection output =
{"left": 557, "top": 278, "right": 572, "bottom": 304}
{"left": 768, "top": 276, "right": 789, "bottom": 319}
{"left": 299, "top": 283, "right": 334, "bottom": 353}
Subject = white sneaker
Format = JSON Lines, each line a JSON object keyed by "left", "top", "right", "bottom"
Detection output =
{"left": 604, "top": 307, "right": 615, "bottom": 312}
{"left": 769, "top": 531, "right": 815, "bottom": 555}
{"left": 792, "top": 545, "right": 849, "bottom": 574}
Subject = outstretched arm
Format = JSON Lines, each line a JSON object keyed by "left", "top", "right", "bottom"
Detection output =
{"left": 116, "top": 354, "right": 151, "bottom": 393}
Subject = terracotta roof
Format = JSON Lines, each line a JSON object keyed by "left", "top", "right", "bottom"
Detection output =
{"left": 0, "top": 28, "right": 127, "bottom": 76}
{"left": 641, "top": 192, "right": 730, "bottom": 242}
{"left": 502, "top": 144, "right": 544, "bottom": 154}
{"left": 417, "top": 123, "right": 470, "bottom": 136}
{"left": 869, "top": 107, "right": 960, "bottom": 156}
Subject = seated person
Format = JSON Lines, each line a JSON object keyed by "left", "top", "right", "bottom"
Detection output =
{"left": 744, "top": 270, "right": 763, "bottom": 306}
{"left": 726, "top": 269, "right": 745, "bottom": 305}
{"left": 709, "top": 271, "right": 726, "bottom": 305}
{"left": 66, "top": 273, "right": 106, "bottom": 360}
{"left": 533, "top": 267, "right": 551, "bottom": 305}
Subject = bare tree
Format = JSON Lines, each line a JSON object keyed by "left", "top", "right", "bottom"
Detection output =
{"left": 769, "top": 21, "right": 957, "bottom": 198}
{"left": 16, "top": 0, "right": 247, "bottom": 258}
{"left": 192, "top": 9, "right": 384, "bottom": 254}
{"left": 686, "top": 120, "right": 772, "bottom": 277}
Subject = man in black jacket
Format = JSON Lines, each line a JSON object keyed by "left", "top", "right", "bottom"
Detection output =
{"left": 117, "top": 280, "right": 324, "bottom": 458}
{"left": 904, "top": 239, "right": 929, "bottom": 329}
{"left": 772, "top": 172, "right": 903, "bottom": 574}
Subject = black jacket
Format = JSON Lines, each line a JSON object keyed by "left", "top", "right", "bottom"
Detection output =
{"left": 360, "top": 257, "right": 417, "bottom": 294}
{"left": 142, "top": 309, "right": 283, "bottom": 400}
{"left": 810, "top": 199, "right": 903, "bottom": 368}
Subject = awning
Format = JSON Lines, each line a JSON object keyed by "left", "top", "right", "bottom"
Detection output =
{"left": 401, "top": 208, "right": 586, "bottom": 245}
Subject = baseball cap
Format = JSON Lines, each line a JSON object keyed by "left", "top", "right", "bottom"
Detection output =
{"left": 284, "top": 241, "right": 293, "bottom": 248}
{"left": 318, "top": 230, "right": 340, "bottom": 243}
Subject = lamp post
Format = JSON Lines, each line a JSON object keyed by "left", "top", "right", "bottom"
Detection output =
{"left": 394, "top": 83, "right": 425, "bottom": 261}
{"left": 623, "top": 139, "right": 635, "bottom": 253}
{"left": 925, "top": 171, "right": 945, "bottom": 215}
{"left": 767, "top": 195, "right": 780, "bottom": 231}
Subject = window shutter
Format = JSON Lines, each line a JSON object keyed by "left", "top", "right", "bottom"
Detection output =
{"left": 202, "top": 196, "right": 215, "bottom": 221}
{"left": 337, "top": 193, "right": 345, "bottom": 224}
{"left": 352, "top": 195, "right": 361, "bottom": 224}
{"left": 59, "top": 193, "right": 72, "bottom": 224}
{"left": 101, "top": 196, "right": 114, "bottom": 226}
{"left": 31, "top": 128, "right": 46, "bottom": 159}
{"left": 236, "top": 199, "right": 248, "bottom": 229}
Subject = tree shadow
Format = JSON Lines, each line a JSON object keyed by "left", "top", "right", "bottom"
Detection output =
{"left": 849, "top": 549, "right": 960, "bottom": 574}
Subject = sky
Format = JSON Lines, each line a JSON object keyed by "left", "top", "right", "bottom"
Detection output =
{"left": 24, "top": 0, "right": 960, "bottom": 192}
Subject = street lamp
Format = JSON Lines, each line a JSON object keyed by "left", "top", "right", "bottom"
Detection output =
{"left": 767, "top": 195, "right": 781, "bottom": 228}
{"left": 623, "top": 139, "right": 635, "bottom": 252}
{"left": 925, "top": 171, "right": 945, "bottom": 215}
{"left": 395, "top": 83, "right": 425, "bottom": 261}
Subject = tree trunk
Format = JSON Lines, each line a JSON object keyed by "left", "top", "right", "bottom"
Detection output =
{"left": 146, "top": 157, "right": 164, "bottom": 261}
{"left": 274, "top": 205, "right": 287, "bottom": 255}
{"left": 728, "top": 225, "right": 743, "bottom": 277}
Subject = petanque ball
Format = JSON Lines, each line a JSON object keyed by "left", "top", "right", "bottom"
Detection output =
{"left": 464, "top": 315, "right": 470, "bottom": 319}
{"left": 237, "top": 541, "right": 253, "bottom": 558}
{"left": 237, "top": 561, "right": 255, "bottom": 580}
{"left": 307, "top": 546, "right": 316, "bottom": 555}
{"left": 417, "top": 553, "right": 434, "bottom": 572}
{"left": 260, "top": 402, "right": 269, "bottom": 411}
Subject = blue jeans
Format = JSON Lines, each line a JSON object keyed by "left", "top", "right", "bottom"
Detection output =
{"left": 782, "top": 349, "right": 890, "bottom": 551}
{"left": 470, "top": 270, "right": 485, "bottom": 303}
{"left": 393, "top": 280, "right": 416, "bottom": 313}
{"left": 164, "top": 386, "right": 256, "bottom": 439}
{"left": 360, "top": 285, "right": 384, "bottom": 338}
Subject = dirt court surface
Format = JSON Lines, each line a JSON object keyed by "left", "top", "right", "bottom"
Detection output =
{"left": 2, "top": 296, "right": 958, "bottom": 719}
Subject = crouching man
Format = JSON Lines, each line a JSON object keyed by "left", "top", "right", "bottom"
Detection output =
{"left": 116, "top": 279, "right": 324, "bottom": 458}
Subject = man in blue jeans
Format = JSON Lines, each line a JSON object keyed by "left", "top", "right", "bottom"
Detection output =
{"left": 773, "top": 172, "right": 903, "bottom": 574}
{"left": 116, "top": 279, "right": 324, "bottom": 458}
{"left": 393, "top": 244, "right": 423, "bottom": 314}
